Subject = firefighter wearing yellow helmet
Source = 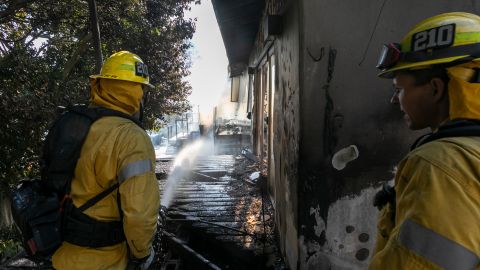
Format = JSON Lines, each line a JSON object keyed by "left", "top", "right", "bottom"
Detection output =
{"left": 370, "top": 13, "right": 480, "bottom": 269}
{"left": 52, "top": 51, "right": 160, "bottom": 269}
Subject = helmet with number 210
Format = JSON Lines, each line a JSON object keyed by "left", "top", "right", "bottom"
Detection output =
{"left": 377, "top": 12, "right": 480, "bottom": 78}
{"left": 90, "top": 51, "right": 154, "bottom": 88}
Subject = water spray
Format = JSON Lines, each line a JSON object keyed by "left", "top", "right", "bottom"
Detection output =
{"left": 160, "top": 138, "right": 210, "bottom": 209}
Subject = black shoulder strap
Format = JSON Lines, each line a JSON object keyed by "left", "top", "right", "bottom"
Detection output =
{"left": 77, "top": 183, "right": 120, "bottom": 212}
{"left": 65, "top": 105, "right": 142, "bottom": 212}
{"left": 68, "top": 105, "right": 143, "bottom": 128}
{"left": 411, "top": 120, "right": 480, "bottom": 149}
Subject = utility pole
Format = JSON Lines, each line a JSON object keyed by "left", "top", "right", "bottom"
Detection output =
{"left": 88, "top": 0, "right": 103, "bottom": 73}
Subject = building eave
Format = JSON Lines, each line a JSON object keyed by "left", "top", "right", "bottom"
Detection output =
{"left": 212, "top": 0, "right": 265, "bottom": 76}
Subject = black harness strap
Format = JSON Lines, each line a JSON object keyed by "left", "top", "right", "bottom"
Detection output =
{"left": 411, "top": 120, "right": 480, "bottom": 150}
{"left": 77, "top": 183, "right": 120, "bottom": 212}
{"left": 61, "top": 105, "right": 143, "bottom": 248}
{"left": 69, "top": 105, "right": 143, "bottom": 128}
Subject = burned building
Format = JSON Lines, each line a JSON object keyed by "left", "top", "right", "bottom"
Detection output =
{"left": 212, "top": 0, "right": 480, "bottom": 269}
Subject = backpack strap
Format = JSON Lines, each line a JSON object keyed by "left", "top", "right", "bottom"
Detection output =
{"left": 77, "top": 183, "right": 120, "bottom": 212}
{"left": 68, "top": 105, "right": 143, "bottom": 129}
{"left": 55, "top": 105, "right": 142, "bottom": 199}
{"left": 412, "top": 120, "right": 480, "bottom": 149}
{"left": 61, "top": 105, "right": 145, "bottom": 247}
{"left": 65, "top": 105, "right": 143, "bottom": 213}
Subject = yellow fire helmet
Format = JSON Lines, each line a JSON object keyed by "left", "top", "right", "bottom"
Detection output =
{"left": 90, "top": 51, "right": 154, "bottom": 88}
{"left": 376, "top": 12, "right": 480, "bottom": 78}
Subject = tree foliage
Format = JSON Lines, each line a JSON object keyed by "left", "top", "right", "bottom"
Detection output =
{"left": 0, "top": 0, "right": 198, "bottom": 193}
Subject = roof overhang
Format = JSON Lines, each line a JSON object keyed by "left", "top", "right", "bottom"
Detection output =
{"left": 211, "top": 0, "right": 265, "bottom": 77}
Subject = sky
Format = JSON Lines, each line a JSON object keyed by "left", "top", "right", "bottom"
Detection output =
{"left": 185, "top": 1, "right": 229, "bottom": 117}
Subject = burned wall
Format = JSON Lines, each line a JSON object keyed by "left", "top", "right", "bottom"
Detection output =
{"left": 271, "top": 2, "right": 301, "bottom": 269}
{"left": 298, "top": 0, "right": 480, "bottom": 269}
{"left": 245, "top": 1, "right": 301, "bottom": 269}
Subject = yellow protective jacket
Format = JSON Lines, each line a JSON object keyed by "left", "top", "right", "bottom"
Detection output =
{"left": 369, "top": 136, "right": 480, "bottom": 269}
{"left": 52, "top": 79, "right": 160, "bottom": 269}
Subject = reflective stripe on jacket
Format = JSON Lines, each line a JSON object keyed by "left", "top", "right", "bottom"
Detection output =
{"left": 52, "top": 116, "right": 160, "bottom": 270}
{"left": 370, "top": 136, "right": 480, "bottom": 270}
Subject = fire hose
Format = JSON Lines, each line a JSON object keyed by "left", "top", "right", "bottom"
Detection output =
{"left": 161, "top": 230, "right": 221, "bottom": 270}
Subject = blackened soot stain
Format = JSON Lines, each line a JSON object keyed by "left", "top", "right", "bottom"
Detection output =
{"left": 319, "top": 230, "right": 326, "bottom": 246}
{"left": 355, "top": 248, "right": 370, "bottom": 261}
{"left": 358, "top": 233, "right": 370, "bottom": 243}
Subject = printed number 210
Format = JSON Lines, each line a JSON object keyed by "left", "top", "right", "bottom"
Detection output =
{"left": 412, "top": 24, "right": 454, "bottom": 51}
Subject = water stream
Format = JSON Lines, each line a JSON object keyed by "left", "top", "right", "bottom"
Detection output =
{"left": 160, "top": 138, "right": 212, "bottom": 208}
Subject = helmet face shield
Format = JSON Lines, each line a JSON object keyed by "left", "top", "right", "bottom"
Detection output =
{"left": 376, "top": 43, "right": 401, "bottom": 70}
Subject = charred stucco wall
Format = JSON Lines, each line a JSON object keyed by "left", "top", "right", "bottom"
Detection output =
{"left": 271, "top": 2, "right": 300, "bottom": 269}
{"left": 298, "top": 1, "right": 480, "bottom": 269}
{"left": 246, "top": 1, "right": 300, "bottom": 269}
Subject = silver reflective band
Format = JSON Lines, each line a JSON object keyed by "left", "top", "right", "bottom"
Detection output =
{"left": 399, "top": 219, "right": 479, "bottom": 270}
{"left": 118, "top": 159, "right": 153, "bottom": 184}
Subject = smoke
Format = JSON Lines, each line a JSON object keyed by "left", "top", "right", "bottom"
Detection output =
{"left": 160, "top": 138, "right": 212, "bottom": 208}
{"left": 215, "top": 85, "right": 245, "bottom": 121}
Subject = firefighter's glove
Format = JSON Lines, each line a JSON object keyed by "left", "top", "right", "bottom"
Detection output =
{"left": 159, "top": 205, "right": 168, "bottom": 227}
{"left": 373, "top": 183, "right": 396, "bottom": 211}
{"left": 126, "top": 247, "right": 154, "bottom": 270}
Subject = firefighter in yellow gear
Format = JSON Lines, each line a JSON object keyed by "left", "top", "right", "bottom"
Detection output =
{"left": 371, "top": 13, "right": 480, "bottom": 269}
{"left": 52, "top": 51, "right": 160, "bottom": 269}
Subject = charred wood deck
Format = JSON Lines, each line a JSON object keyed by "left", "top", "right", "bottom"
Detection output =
{"left": 158, "top": 155, "right": 281, "bottom": 270}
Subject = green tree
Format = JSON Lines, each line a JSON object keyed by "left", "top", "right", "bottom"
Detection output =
{"left": 0, "top": 0, "right": 198, "bottom": 193}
